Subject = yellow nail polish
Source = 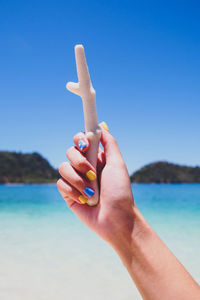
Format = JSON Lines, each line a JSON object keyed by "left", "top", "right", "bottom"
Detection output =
{"left": 100, "top": 121, "right": 109, "bottom": 131}
{"left": 86, "top": 170, "right": 97, "bottom": 181}
{"left": 79, "top": 195, "right": 88, "bottom": 204}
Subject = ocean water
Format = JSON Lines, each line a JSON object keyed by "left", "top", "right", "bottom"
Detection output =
{"left": 0, "top": 184, "right": 199, "bottom": 300}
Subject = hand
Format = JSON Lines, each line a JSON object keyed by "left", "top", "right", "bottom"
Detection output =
{"left": 57, "top": 123, "right": 135, "bottom": 247}
{"left": 57, "top": 123, "right": 200, "bottom": 300}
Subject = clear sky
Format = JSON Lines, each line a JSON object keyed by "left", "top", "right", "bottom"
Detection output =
{"left": 0, "top": 0, "right": 200, "bottom": 173}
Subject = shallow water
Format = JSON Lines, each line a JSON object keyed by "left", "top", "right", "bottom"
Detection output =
{"left": 0, "top": 184, "right": 199, "bottom": 300}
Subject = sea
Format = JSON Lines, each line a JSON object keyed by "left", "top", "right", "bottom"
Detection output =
{"left": 0, "top": 184, "right": 200, "bottom": 300}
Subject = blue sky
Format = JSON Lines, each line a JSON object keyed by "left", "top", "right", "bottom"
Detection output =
{"left": 0, "top": 0, "right": 200, "bottom": 173}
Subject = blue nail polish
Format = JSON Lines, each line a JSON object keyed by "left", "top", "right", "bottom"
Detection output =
{"left": 78, "top": 139, "right": 87, "bottom": 150}
{"left": 84, "top": 187, "right": 95, "bottom": 198}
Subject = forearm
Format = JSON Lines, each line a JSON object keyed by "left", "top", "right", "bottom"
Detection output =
{"left": 111, "top": 206, "right": 200, "bottom": 300}
{"left": 60, "top": 126, "right": 200, "bottom": 299}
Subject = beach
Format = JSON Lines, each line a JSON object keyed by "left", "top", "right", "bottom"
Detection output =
{"left": 0, "top": 184, "right": 200, "bottom": 300}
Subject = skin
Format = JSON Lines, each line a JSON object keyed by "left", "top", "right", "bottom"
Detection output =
{"left": 57, "top": 123, "right": 200, "bottom": 300}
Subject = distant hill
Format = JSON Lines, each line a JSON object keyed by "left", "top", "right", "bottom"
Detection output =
{"left": 0, "top": 152, "right": 59, "bottom": 184}
{"left": 130, "top": 161, "right": 200, "bottom": 183}
{"left": 1, "top": 153, "right": 199, "bottom": 184}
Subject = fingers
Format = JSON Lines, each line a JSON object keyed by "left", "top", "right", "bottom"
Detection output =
{"left": 73, "top": 121, "right": 123, "bottom": 168}
{"left": 99, "top": 122, "right": 124, "bottom": 166}
{"left": 57, "top": 177, "right": 96, "bottom": 224}
{"left": 59, "top": 162, "right": 95, "bottom": 199}
{"left": 57, "top": 178, "right": 88, "bottom": 205}
{"left": 97, "top": 147, "right": 106, "bottom": 174}
{"left": 98, "top": 122, "right": 118, "bottom": 156}
{"left": 73, "top": 131, "right": 106, "bottom": 173}
{"left": 66, "top": 146, "right": 97, "bottom": 181}
{"left": 73, "top": 132, "right": 89, "bottom": 152}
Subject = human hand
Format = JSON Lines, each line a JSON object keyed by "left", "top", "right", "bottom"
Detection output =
{"left": 57, "top": 122, "right": 135, "bottom": 247}
{"left": 58, "top": 123, "right": 200, "bottom": 300}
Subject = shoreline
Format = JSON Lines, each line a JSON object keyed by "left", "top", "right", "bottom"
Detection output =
{"left": 1, "top": 182, "right": 200, "bottom": 186}
{"left": 0, "top": 183, "right": 57, "bottom": 186}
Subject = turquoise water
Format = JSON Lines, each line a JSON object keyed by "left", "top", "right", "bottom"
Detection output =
{"left": 0, "top": 184, "right": 200, "bottom": 300}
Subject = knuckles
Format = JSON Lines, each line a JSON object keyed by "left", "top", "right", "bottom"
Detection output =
{"left": 57, "top": 177, "right": 76, "bottom": 196}
{"left": 66, "top": 146, "right": 75, "bottom": 159}
{"left": 66, "top": 146, "right": 88, "bottom": 171}
{"left": 58, "top": 161, "right": 69, "bottom": 175}
{"left": 111, "top": 136, "right": 118, "bottom": 147}
{"left": 73, "top": 176, "right": 84, "bottom": 188}
{"left": 76, "top": 158, "right": 87, "bottom": 170}
{"left": 56, "top": 178, "right": 63, "bottom": 190}
{"left": 73, "top": 132, "right": 86, "bottom": 144}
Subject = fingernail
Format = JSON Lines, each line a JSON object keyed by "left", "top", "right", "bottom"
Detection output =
{"left": 78, "top": 139, "right": 87, "bottom": 151}
{"left": 100, "top": 121, "right": 109, "bottom": 131}
{"left": 84, "top": 187, "right": 95, "bottom": 198}
{"left": 79, "top": 195, "right": 88, "bottom": 204}
{"left": 86, "top": 170, "right": 97, "bottom": 181}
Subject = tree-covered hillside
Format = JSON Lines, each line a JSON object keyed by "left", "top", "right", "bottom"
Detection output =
{"left": 0, "top": 152, "right": 59, "bottom": 183}
{"left": 130, "top": 161, "right": 200, "bottom": 183}
{"left": 1, "top": 153, "right": 200, "bottom": 184}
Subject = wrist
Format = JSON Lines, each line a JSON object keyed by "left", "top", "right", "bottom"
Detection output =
{"left": 109, "top": 206, "right": 152, "bottom": 267}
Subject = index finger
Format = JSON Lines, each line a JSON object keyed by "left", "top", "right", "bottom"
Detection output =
{"left": 73, "top": 132, "right": 89, "bottom": 153}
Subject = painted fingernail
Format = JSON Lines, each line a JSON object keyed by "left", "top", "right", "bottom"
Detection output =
{"left": 78, "top": 139, "right": 87, "bottom": 151}
{"left": 100, "top": 121, "right": 109, "bottom": 131}
{"left": 79, "top": 195, "right": 88, "bottom": 204}
{"left": 86, "top": 170, "right": 97, "bottom": 181}
{"left": 84, "top": 187, "right": 95, "bottom": 198}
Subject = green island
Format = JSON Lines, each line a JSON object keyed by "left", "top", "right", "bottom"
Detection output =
{"left": 130, "top": 161, "right": 200, "bottom": 183}
{"left": 1, "top": 152, "right": 200, "bottom": 184}
{"left": 0, "top": 152, "right": 59, "bottom": 184}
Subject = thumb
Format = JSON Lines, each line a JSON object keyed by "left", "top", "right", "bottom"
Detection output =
{"left": 99, "top": 122, "right": 124, "bottom": 166}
